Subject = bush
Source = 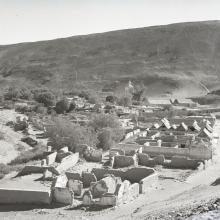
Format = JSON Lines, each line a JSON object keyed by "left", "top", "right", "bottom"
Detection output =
{"left": 106, "top": 95, "right": 118, "bottom": 104}
{"left": 46, "top": 117, "right": 98, "bottom": 152}
{"left": 89, "top": 113, "right": 121, "bottom": 131}
{"left": 118, "top": 95, "right": 132, "bottom": 107}
{"left": 4, "top": 87, "right": 20, "bottom": 100}
{"left": 19, "top": 88, "right": 33, "bottom": 100}
{"left": 97, "top": 128, "right": 114, "bottom": 151}
{"left": 35, "top": 105, "right": 48, "bottom": 114}
{"left": 15, "top": 104, "right": 31, "bottom": 113}
{"left": 55, "top": 98, "right": 70, "bottom": 114}
{"left": 9, "top": 144, "right": 47, "bottom": 165}
{"left": 33, "top": 89, "right": 55, "bottom": 107}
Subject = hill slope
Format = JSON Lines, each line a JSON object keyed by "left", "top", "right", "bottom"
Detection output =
{"left": 1, "top": 20, "right": 220, "bottom": 96}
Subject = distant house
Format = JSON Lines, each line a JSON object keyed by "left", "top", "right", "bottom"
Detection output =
{"left": 176, "top": 122, "right": 188, "bottom": 132}
{"left": 159, "top": 118, "right": 171, "bottom": 130}
{"left": 198, "top": 128, "right": 212, "bottom": 140}
{"left": 189, "top": 121, "right": 201, "bottom": 132}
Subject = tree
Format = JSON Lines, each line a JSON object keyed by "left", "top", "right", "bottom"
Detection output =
{"left": 90, "top": 113, "right": 125, "bottom": 150}
{"left": 55, "top": 98, "right": 70, "bottom": 114}
{"left": 118, "top": 95, "right": 132, "bottom": 107}
{"left": 106, "top": 95, "right": 118, "bottom": 104}
{"left": 97, "top": 128, "right": 114, "bottom": 151}
{"left": 4, "top": 87, "right": 20, "bottom": 100}
{"left": 33, "top": 89, "right": 55, "bottom": 107}
{"left": 89, "top": 113, "right": 121, "bottom": 131}
{"left": 46, "top": 117, "right": 98, "bottom": 152}
{"left": 19, "top": 88, "right": 33, "bottom": 100}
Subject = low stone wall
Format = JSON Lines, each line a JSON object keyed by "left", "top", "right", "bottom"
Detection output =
{"left": 0, "top": 188, "right": 51, "bottom": 204}
{"left": 92, "top": 168, "right": 125, "bottom": 181}
{"left": 92, "top": 167, "right": 155, "bottom": 183}
{"left": 56, "top": 153, "right": 79, "bottom": 174}
{"left": 168, "top": 156, "right": 202, "bottom": 169}
{"left": 143, "top": 145, "right": 188, "bottom": 159}
{"left": 113, "top": 155, "right": 137, "bottom": 168}
{"left": 46, "top": 152, "right": 57, "bottom": 165}
{"left": 138, "top": 153, "right": 165, "bottom": 167}
{"left": 139, "top": 173, "right": 158, "bottom": 194}
{"left": 125, "top": 167, "right": 155, "bottom": 183}
{"left": 53, "top": 187, "right": 72, "bottom": 204}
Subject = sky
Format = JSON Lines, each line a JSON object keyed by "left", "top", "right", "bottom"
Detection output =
{"left": 0, "top": 0, "right": 220, "bottom": 45}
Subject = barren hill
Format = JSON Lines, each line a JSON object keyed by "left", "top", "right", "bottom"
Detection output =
{"left": 1, "top": 20, "right": 220, "bottom": 96}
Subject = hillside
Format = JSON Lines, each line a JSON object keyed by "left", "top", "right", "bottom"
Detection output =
{"left": 1, "top": 20, "right": 220, "bottom": 96}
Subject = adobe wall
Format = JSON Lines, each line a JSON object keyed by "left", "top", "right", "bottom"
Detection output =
{"left": 56, "top": 153, "right": 79, "bottom": 174}
{"left": 92, "top": 168, "right": 125, "bottom": 181}
{"left": 0, "top": 188, "right": 51, "bottom": 204}
{"left": 127, "top": 183, "right": 139, "bottom": 199}
{"left": 113, "top": 155, "right": 137, "bottom": 168}
{"left": 139, "top": 173, "right": 158, "bottom": 194}
{"left": 97, "top": 194, "right": 117, "bottom": 206}
{"left": 92, "top": 167, "right": 155, "bottom": 183}
{"left": 53, "top": 187, "right": 72, "bottom": 204}
{"left": 138, "top": 153, "right": 165, "bottom": 167}
{"left": 189, "top": 146, "right": 212, "bottom": 160}
{"left": 168, "top": 156, "right": 201, "bottom": 169}
{"left": 125, "top": 167, "right": 155, "bottom": 183}
{"left": 46, "top": 152, "right": 57, "bottom": 165}
{"left": 142, "top": 146, "right": 189, "bottom": 159}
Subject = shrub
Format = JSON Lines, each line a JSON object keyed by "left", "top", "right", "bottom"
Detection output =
{"left": 106, "top": 95, "right": 118, "bottom": 104}
{"left": 118, "top": 95, "right": 132, "bottom": 107}
{"left": 97, "top": 128, "right": 114, "bottom": 151}
{"left": 4, "top": 87, "right": 20, "bottom": 100}
{"left": 33, "top": 89, "right": 55, "bottom": 107}
{"left": 9, "top": 144, "right": 47, "bottom": 165}
{"left": 15, "top": 104, "right": 31, "bottom": 113}
{"left": 55, "top": 98, "right": 70, "bottom": 114}
{"left": 19, "top": 88, "right": 33, "bottom": 100}
{"left": 89, "top": 113, "right": 121, "bottom": 131}
{"left": 46, "top": 117, "right": 98, "bottom": 152}
{"left": 67, "top": 102, "right": 76, "bottom": 113}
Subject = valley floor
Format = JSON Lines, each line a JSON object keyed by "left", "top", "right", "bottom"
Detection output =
{"left": 1, "top": 115, "right": 220, "bottom": 220}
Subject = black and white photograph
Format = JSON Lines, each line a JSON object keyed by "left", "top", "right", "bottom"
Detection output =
{"left": 0, "top": 0, "right": 220, "bottom": 219}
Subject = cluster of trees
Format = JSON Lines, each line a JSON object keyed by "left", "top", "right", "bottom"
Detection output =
{"left": 47, "top": 113, "right": 124, "bottom": 151}
{"left": 105, "top": 83, "right": 149, "bottom": 107}
{"left": 2, "top": 86, "right": 100, "bottom": 115}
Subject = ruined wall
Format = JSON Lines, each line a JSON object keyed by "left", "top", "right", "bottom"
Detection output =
{"left": 53, "top": 187, "right": 72, "bottom": 204}
{"left": 46, "top": 152, "right": 57, "bottom": 165}
{"left": 92, "top": 168, "right": 125, "bottom": 181}
{"left": 0, "top": 188, "right": 51, "bottom": 204}
{"left": 189, "top": 146, "right": 212, "bottom": 160}
{"left": 138, "top": 153, "right": 165, "bottom": 167}
{"left": 56, "top": 153, "right": 79, "bottom": 174}
{"left": 143, "top": 146, "right": 189, "bottom": 158}
{"left": 113, "top": 155, "right": 137, "bottom": 168}
{"left": 169, "top": 156, "right": 201, "bottom": 169}
{"left": 139, "top": 173, "right": 158, "bottom": 194}
{"left": 125, "top": 167, "right": 155, "bottom": 183}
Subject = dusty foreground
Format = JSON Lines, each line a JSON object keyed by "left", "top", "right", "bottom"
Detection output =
{"left": 1, "top": 121, "right": 220, "bottom": 219}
